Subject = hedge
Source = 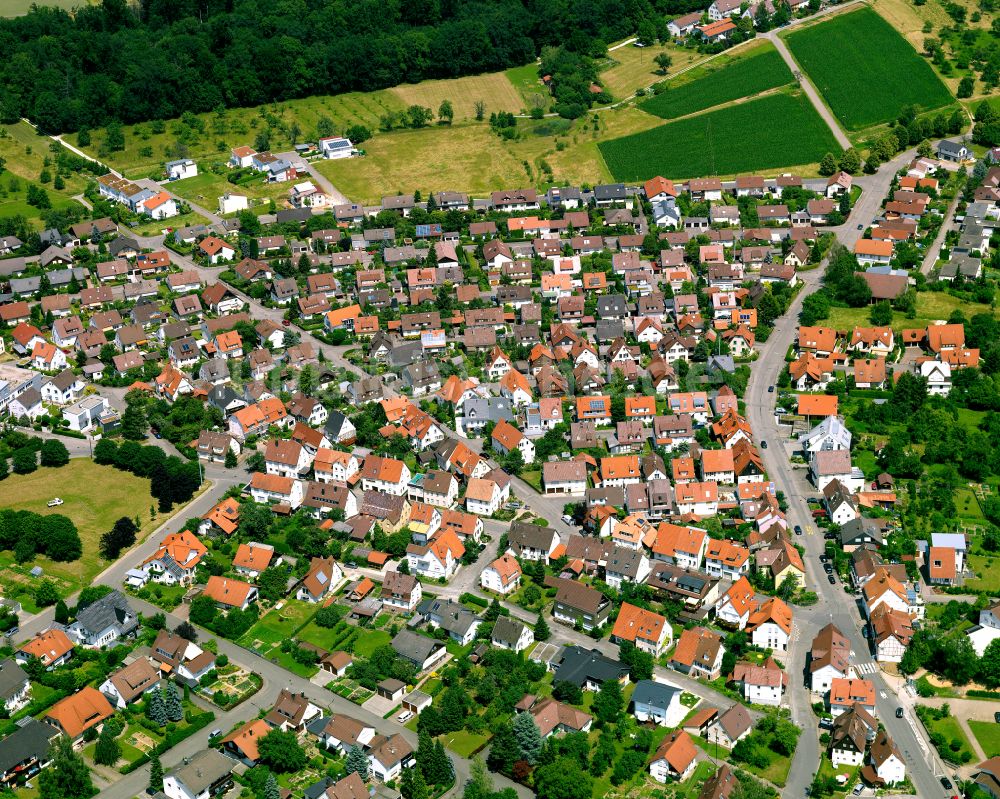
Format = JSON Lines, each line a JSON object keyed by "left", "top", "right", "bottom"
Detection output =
{"left": 459, "top": 592, "right": 488, "bottom": 608}
{"left": 967, "top": 690, "right": 1000, "bottom": 699}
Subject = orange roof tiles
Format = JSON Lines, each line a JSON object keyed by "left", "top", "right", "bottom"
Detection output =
{"left": 797, "top": 394, "right": 838, "bottom": 417}
{"left": 612, "top": 602, "right": 668, "bottom": 645}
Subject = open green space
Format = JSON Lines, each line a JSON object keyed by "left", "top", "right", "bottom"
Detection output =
{"left": 919, "top": 707, "right": 976, "bottom": 764}
{"left": 237, "top": 599, "right": 316, "bottom": 651}
{"left": 0, "top": 459, "right": 157, "bottom": 600}
{"left": 823, "top": 290, "right": 1000, "bottom": 332}
{"left": 2, "top": 0, "right": 97, "bottom": 16}
{"left": 599, "top": 91, "right": 840, "bottom": 181}
{"left": 440, "top": 728, "right": 491, "bottom": 758}
{"left": 641, "top": 44, "right": 794, "bottom": 120}
{"left": 70, "top": 92, "right": 405, "bottom": 179}
{"left": 293, "top": 614, "right": 393, "bottom": 659}
{"left": 969, "top": 719, "right": 1000, "bottom": 758}
{"left": 784, "top": 7, "right": 953, "bottom": 130}
{"left": 168, "top": 170, "right": 289, "bottom": 212}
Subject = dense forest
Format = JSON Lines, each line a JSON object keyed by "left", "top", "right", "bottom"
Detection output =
{"left": 0, "top": 0, "right": 691, "bottom": 134}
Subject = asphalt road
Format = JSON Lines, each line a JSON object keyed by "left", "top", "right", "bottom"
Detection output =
{"left": 743, "top": 148, "right": 951, "bottom": 799}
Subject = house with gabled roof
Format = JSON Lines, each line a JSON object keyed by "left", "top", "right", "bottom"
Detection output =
{"left": 649, "top": 730, "right": 698, "bottom": 783}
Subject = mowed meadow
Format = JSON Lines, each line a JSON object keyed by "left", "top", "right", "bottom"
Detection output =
{"left": 599, "top": 91, "right": 842, "bottom": 181}
{"left": 784, "top": 6, "right": 954, "bottom": 130}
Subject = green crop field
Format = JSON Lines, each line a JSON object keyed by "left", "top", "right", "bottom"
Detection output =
{"left": 641, "top": 44, "right": 794, "bottom": 120}
{"left": 784, "top": 7, "right": 953, "bottom": 130}
{"left": 599, "top": 91, "right": 841, "bottom": 181}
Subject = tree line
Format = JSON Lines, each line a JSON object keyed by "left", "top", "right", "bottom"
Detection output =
{"left": 0, "top": 0, "right": 683, "bottom": 133}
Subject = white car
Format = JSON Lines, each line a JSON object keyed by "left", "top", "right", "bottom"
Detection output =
{"left": 47, "top": 498, "right": 64, "bottom": 507}
{"left": 397, "top": 710, "right": 413, "bottom": 723}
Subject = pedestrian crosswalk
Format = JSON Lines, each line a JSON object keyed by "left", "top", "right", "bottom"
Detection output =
{"left": 855, "top": 661, "right": 878, "bottom": 675}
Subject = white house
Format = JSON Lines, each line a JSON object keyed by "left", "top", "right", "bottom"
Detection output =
{"left": 319, "top": 137, "right": 356, "bottom": 159}
{"left": 870, "top": 731, "right": 906, "bottom": 785}
{"left": 631, "top": 680, "right": 684, "bottom": 727}
{"left": 62, "top": 395, "right": 109, "bottom": 432}
{"left": 162, "top": 749, "right": 233, "bottom": 799}
{"left": 218, "top": 193, "right": 249, "bottom": 215}
{"left": 481, "top": 554, "right": 522, "bottom": 595}
{"left": 465, "top": 477, "right": 507, "bottom": 517}
{"left": 166, "top": 159, "right": 197, "bottom": 180}
{"left": 490, "top": 616, "right": 534, "bottom": 653}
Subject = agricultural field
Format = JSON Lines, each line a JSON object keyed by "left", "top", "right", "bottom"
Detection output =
{"left": 784, "top": 7, "right": 954, "bottom": 130}
{"left": 389, "top": 72, "right": 524, "bottom": 121}
{"left": 598, "top": 91, "right": 841, "bottom": 181}
{"left": 640, "top": 43, "right": 794, "bottom": 120}
{"left": 598, "top": 41, "right": 704, "bottom": 100}
{"left": 2, "top": 0, "right": 96, "bottom": 16}
{"left": 0, "top": 459, "right": 158, "bottom": 602}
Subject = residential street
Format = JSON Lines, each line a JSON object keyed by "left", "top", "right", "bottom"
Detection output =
{"left": 744, "top": 148, "right": 950, "bottom": 799}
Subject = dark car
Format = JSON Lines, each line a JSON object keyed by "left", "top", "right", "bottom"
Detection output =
{"left": 768, "top": 385, "right": 775, "bottom": 393}
{"left": 761, "top": 440, "right": 768, "bottom": 449}
{"left": 794, "top": 525, "right": 803, "bottom": 536}
{"left": 857, "top": 223, "right": 863, "bottom": 230}
{"left": 941, "top": 777, "right": 953, "bottom": 790}
{"left": 827, "top": 573, "right": 836, "bottom": 584}
{"left": 824, "top": 564, "right": 834, "bottom": 574}
{"left": 896, "top": 707, "right": 904, "bottom": 718}
{"left": 820, "top": 555, "right": 828, "bottom": 563}
{"left": 995, "top": 712, "right": 1000, "bottom": 723}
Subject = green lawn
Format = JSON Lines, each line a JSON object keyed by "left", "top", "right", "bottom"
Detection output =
{"left": 641, "top": 44, "right": 793, "bottom": 120}
{"left": 784, "top": 7, "right": 953, "bottom": 130}
{"left": 440, "top": 728, "right": 491, "bottom": 758}
{"left": 168, "top": 169, "right": 289, "bottom": 212}
{"left": 679, "top": 761, "right": 720, "bottom": 799}
{"left": 505, "top": 63, "right": 549, "bottom": 110}
{"left": 296, "top": 616, "right": 391, "bottom": 658}
{"left": 824, "top": 290, "right": 1000, "bottom": 332}
{"left": 599, "top": 91, "right": 841, "bottom": 181}
{"left": 237, "top": 600, "right": 317, "bottom": 650}
{"left": 969, "top": 720, "right": 1000, "bottom": 758}
{"left": 920, "top": 709, "right": 976, "bottom": 763}
{"left": 0, "top": 460, "right": 158, "bottom": 600}
{"left": 965, "top": 552, "right": 1000, "bottom": 592}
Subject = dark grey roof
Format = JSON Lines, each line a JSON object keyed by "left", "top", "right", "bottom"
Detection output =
{"left": 553, "top": 646, "right": 628, "bottom": 688}
{"left": 0, "top": 659, "right": 28, "bottom": 702}
{"left": 508, "top": 521, "right": 556, "bottom": 554}
{"left": 0, "top": 718, "right": 57, "bottom": 774}
{"left": 165, "top": 749, "right": 233, "bottom": 793}
{"left": 461, "top": 397, "right": 513, "bottom": 425}
{"left": 418, "top": 598, "right": 479, "bottom": 638}
{"left": 73, "top": 589, "right": 137, "bottom": 637}
{"left": 631, "top": 679, "right": 680, "bottom": 711}
{"left": 605, "top": 545, "right": 645, "bottom": 578}
{"left": 594, "top": 183, "right": 628, "bottom": 201}
{"left": 491, "top": 616, "right": 529, "bottom": 648}
{"left": 391, "top": 630, "right": 445, "bottom": 666}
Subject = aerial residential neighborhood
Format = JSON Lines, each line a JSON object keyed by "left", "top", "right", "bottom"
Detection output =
{"left": 0, "top": 0, "right": 999, "bottom": 798}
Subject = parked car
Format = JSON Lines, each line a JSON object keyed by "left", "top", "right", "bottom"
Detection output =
{"left": 761, "top": 440, "right": 768, "bottom": 449}
{"left": 896, "top": 707, "right": 904, "bottom": 718}
{"left": 561, "top": 514, "right": 574, "bottom": 525}
{"left": 794, "top": 525, "right": 803, "bottom": 536}
{"left": 397, "top": 710, "right": 414, "bottom": 723}
{"left": 827, "top": 574, "right": 837, "bottom": 584}
{"left": 768, "top": 385, "right": 775, "bottom": 393}
{"left": 47, "top": 498, "right": 63, "bottom": 507}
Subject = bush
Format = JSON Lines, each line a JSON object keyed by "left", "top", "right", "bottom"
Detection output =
{"left": 459, "top": 592, "right": 488, "bottom": 608}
